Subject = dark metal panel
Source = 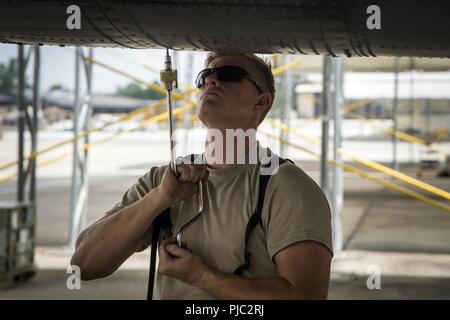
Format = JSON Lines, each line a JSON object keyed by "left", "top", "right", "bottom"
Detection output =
{"left": 0, "top": 0, "right": 449, "bottom": 57}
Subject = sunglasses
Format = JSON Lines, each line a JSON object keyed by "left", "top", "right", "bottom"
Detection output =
{"left": 195, "top": 65, "right": 264, "bottom": 93}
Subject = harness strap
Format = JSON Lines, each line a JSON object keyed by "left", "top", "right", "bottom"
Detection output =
{"left": 147, "top": 208, "right": 172, "bottom": 300}
{"left": 233, "top": 157, "right": 292, "bottom": 275}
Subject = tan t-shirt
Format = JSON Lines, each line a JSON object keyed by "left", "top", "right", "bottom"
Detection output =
{"left": 105, "top": 147, "right": 333, "bottom": 299}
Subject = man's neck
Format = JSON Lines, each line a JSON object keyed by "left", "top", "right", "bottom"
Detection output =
{"left": 204, "top": 127, "right": 258, "bottom": 168}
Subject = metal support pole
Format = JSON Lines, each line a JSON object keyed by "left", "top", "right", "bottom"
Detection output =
{"left": 69, "top": 48, "right": 80, "bottom": 249}
{"left": 425, "top": 98, "right": 431, "bottom": 140}
{"left": 320, "top": 56, "right": 332, "bottom": 198}
{"left": 13, "top": 44, "right": 39, "bottom": 278}
{"left": 409, "top": 58, "right": 414, "bottom": 162}
{"left": 30, "top": 45, "right": 40, "bottom": 202}
{"left": 16, "top": 45, "right": 39, "bottom": 202}
{"left": 332, "top": 57, "right": 344, "bottom": 253}
{"left": 280, "top": 54, "right": 294, "bottom": 157}
{"left": 69, "top": 47, "right": 93, "bottom": 249}
{"left": 171, "top": 49, "right": 180, "bottom": 148}
{"left": 271, "top": 56, "right": 281, "bottom": 151}
{"left": 392, "top": 57, "right": 400, "bottom": 171}
{"left": 183, "top": 52, "right": 194, "bottom": 155}
{"left": 17, "top": 45, "right": 25, "bottom": 203}
{"left": 82, "top": 48, "right": 93, "bottom": 231}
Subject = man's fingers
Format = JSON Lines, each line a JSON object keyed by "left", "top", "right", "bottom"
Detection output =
{"left": 198, "top": 165, "right": 209, "bottom": 182}
{"left": 159, "top": 238, "right": 176, "bottom": 258}
{"left": 158, "top": 241, "right": 170, "bottom": 262}
{"left": 178, "top": 165, "right": 193, "bottom": 182}
{"left": 178, "top": 164, "right": 208, "bottom": 183}
{"left": 194, "top": 165, "right": 208, "bottom": 183}
{"left": 166, "top": 243, "right": 190, "bottom": 258}
{"left": 192, "top": 169, "right": 204, "bottom": 183}
{"left": 201, "top": 168, "right": 209, "bottom": 181}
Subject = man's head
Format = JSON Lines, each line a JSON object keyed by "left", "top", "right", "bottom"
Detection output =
{"left": 197, "top": 52, "right": 275, "bottom": 131}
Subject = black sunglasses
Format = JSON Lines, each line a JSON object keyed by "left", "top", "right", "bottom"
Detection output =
{"left": 195, "top": 65, "right": 264, "bottom": 93}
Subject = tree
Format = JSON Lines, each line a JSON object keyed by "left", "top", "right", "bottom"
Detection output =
{"left": 0, "top": 58, "right": 18, "bottom": 91}
{"left": 0, "top": 58, "right": 31, "bottom": 92}
{"left": 48, "top": 84, "right": 67, "bottom": 92}
{"left": 115, "top": 82, "right": 165, "bottom": 100}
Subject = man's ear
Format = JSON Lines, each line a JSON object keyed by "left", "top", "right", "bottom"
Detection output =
{"left": 254, "top": 92, "right": 273, "bottom": 114}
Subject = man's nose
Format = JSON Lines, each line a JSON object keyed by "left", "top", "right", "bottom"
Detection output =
{"left": 204, "top": 72, "right": 219, "bottom": 88}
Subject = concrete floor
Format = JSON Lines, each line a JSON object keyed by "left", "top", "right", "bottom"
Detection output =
{"left": 1, "top": 269, "right": 449, "bottom": 300}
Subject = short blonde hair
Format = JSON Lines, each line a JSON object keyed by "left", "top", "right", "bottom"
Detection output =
{"left": 204, "top": 52, "right": 275, "bottom": 125}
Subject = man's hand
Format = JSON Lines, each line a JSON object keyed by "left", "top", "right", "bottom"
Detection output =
{"left": 158, "top": 238, "right": 208, "bottom": 286}
{"left": 158, "top": 163, "right": 208, "bottom": 205}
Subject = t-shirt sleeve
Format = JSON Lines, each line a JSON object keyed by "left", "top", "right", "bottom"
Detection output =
{"left": 262, "top": 163, "right": 333, "bottom": 260}
{"left": 104, "top": 165, "right": 167, "bottom": 251}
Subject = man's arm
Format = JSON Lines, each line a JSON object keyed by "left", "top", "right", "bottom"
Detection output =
{"left": 70, "top": 186, "right": 172, "bottom": 280}
{"left": 71, "top": 163, "right": 208, "bottom": 281}
{"left": 159, "top": 240, "right": 332, "bottom": 299}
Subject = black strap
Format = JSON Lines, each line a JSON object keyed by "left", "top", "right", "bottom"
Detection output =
{"left": 233, "top": 207, "right": 263, "bottom": 275}
{"left": 233, "top": 157, "right": 291, "bottom": 275}
{"left": 256, "top": 174, "right": 271, "bottom": 217}
{"left": 147, "top": 208, "right": 172, "bottom": 300}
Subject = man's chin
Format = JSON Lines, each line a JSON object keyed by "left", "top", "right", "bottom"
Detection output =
{"left": 199, "top": 102, "right": 222, "bottom": 119}
{"left": 199, "top": 98, "right": 222, "bottom": 109}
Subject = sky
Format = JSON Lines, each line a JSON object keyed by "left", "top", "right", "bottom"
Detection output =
{"left": 1, "top": 43, "right": 450, "bottom": 99}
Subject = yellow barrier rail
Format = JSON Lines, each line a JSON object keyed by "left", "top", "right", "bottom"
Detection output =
{"left": 0, "top": 102, "right": 196, "bottom": 185}
{"left": 311, "top": 95, "right": 448, "bottom": 156}
{"left": 84, "top": 54, "right": 299, "bottom": 100}
{"left": 261, "top": 130, "right": 450, "bottom": 213}
{"left": 342, "top": 98, "right": 375, "bottom": 114}
{"left": 345, "top": 111, "right": 448, "bottom": 156}
{"left": 266, "top": 117, "right": 450, "bottom": 201}
{"left": 311, "top": 99, "right": 375, "bottom": 120}
{"left": 272, "top": 60, "right": 301, "bottom": 75}
{"left": 0, "top": 82, "right": 200, "bottom": 173}
{"left": 97, "top": 51, "right": 289, "bottom": 89}
{"left": 0, "top": 99, "right": 166, "bottom": 172}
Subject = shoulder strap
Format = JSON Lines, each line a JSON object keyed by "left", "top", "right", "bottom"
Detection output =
{"left": 147, "top": 208, "right": 172, "bottom": 300}
{"left": 256, "top": 156, "right": 290, "bottom": 217}
{"left": 234, "top": 157, "right": 291, "bottom": 275}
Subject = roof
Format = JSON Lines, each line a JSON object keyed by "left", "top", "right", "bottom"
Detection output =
{"left": 1, "top": 90, "right": 156, "bottom": 112}
{"left": 42, "top": 91, "right": 155, "bottom": 112}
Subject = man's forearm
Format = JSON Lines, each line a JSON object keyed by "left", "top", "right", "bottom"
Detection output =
{"left": 196, "top": 267, "right": 299, "bottom": 300}
{"left": 71, "top": 187, "right": 172, "bottom": 280}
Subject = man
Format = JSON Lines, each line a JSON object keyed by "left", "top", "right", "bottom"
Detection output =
{"left": 71, "top": 52, "right": 333, "bottom": 299}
